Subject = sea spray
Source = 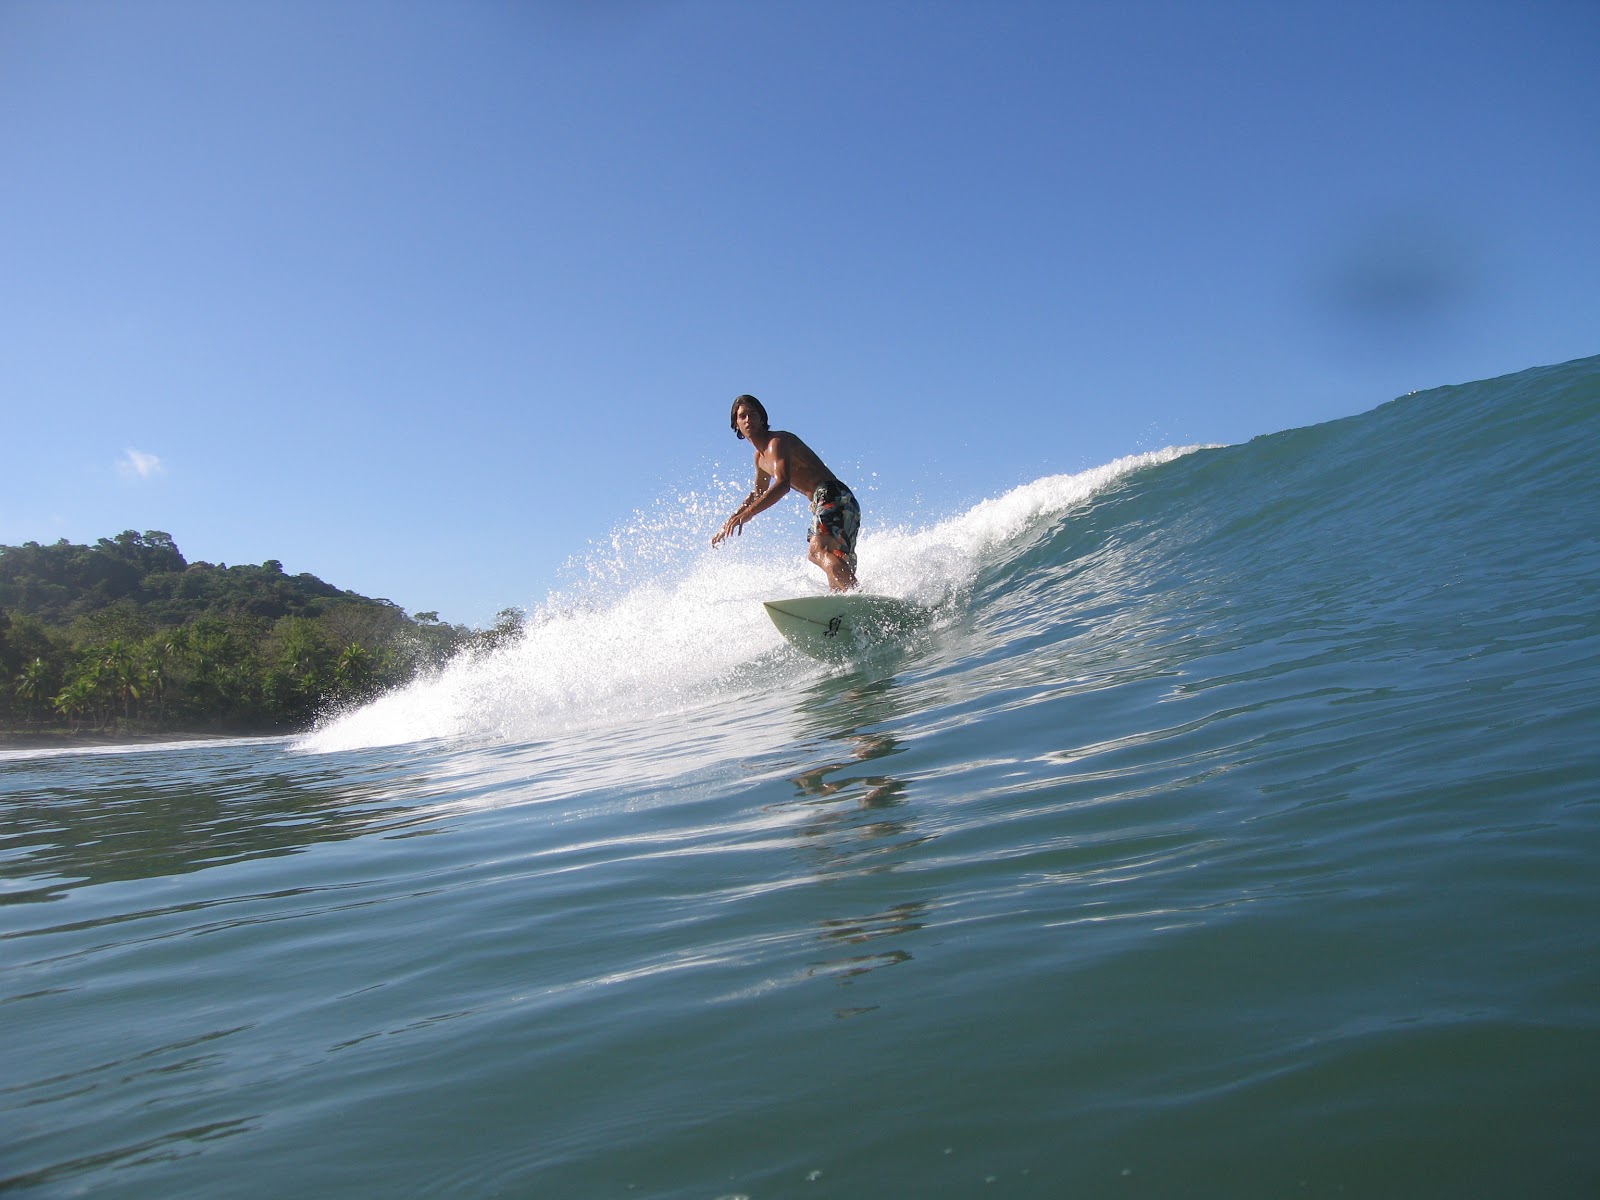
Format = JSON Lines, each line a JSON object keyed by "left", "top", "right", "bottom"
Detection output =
{"left": 301, "top": 448, "right": 1195, "bottom": 752}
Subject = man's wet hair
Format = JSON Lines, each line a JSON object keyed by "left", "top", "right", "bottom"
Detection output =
{"left": 730, "top": 394, "right": 769, "bottom": 440}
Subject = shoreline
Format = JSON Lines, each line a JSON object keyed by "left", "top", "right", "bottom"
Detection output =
{"left": 0, "top": 728, "right": 283, "bottom": 752}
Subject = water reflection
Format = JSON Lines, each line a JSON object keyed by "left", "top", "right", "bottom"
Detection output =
{"left": 793, "top": 668, "right": 910, "bottom": 738}
{"left": 783, "top": 669, "right": 934, "bottom": 1012}
{"left": 789, "top": 732, "right": 920, "bottom": 871}
{"left": 0, "top": 1116, "right": 260, "bottom": 1192}
{"left": 787, "top": 673, "right": 927, "bottom": 870}
{"left": 809, "top": 900, "right": 927, "bottom": 990}
{"left": 0, "top": 741, "right": 443, "bottom": 903}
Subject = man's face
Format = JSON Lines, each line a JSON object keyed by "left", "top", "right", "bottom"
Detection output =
{"left": 735, "top": 402, "right": 765, "bottom": 440}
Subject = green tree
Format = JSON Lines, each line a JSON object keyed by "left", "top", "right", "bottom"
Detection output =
{"left": 138, "top": 627, "right": 187, "bottom": 726}
{"left": 180, "top": 615, "right": 266, "bottom": 724}
{"left": 54, "top": 670, "right": 103, "bottom": 731}
{"left": 14, "top": 657, "right": 53, "bottom": 725}
{"left": 263, "top": 617, "right": 334, "bottom": 724}
{"left": 97, "top": 639, "right": 143, "bottom": 722}
{"left": 468, "top": 607, "right": 526, "bottom": 654}
{"left": 333, "top": 643, "right": 377, "bottom": 705}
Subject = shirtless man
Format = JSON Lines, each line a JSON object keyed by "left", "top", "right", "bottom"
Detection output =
{"left": 711, "top": 394, "right": 860, "bottom": 591}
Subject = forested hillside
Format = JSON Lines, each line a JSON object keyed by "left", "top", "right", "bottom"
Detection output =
{"left": 0, "top": 530, "right": 522, "bottom": 737}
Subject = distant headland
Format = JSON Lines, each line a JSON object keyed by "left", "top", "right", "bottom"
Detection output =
{"left": 1, "top": 530, "right": 524, "bottom": 743}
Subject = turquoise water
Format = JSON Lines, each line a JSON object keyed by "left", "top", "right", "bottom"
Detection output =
{"left": 4, "top": 356, "right": 1599, "bottom": 1196}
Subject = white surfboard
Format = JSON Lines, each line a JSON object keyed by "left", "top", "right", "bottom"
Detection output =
{"left": 763, "top": 593, "right": 930, "bottom": 660}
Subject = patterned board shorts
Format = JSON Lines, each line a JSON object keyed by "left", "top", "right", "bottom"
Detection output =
{"left": 808, "top": 480, "right": 861, "bottom": 570}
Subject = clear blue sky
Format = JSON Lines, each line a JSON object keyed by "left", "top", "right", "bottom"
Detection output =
{"left": 3, "top": 0, "right": 1596, "bottom": 625}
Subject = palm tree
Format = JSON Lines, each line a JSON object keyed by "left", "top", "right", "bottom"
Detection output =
{"left": 13, "top": 657, "right": 52, "bottom": 726}
{"left": 53, "top": 677, "right": 96, "bottom": 732}
{"left": 99, "top": 640, "right": 143, "bottom": 723}
{"left": 66, "top": 657, "right": 111, "bottom": 730}
{"left": 140, "top": 628, "right": 187, "bottom": 727}
{"left": 335, "top": 643, "right": 375, "bottom": 703}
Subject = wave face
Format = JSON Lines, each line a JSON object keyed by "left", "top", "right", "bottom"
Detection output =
{"left": 299, "top": 445, "right": 1198, "bottom": 751}
{"left": 5, "top": 355, "right": 1598, "bottom": 1197}
{"left": 307, "top": 352, "right": 1599, "bottom": 773}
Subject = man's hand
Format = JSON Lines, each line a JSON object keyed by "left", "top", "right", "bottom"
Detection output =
{"left": 711, "top": 516, "right": 743, "bottom": 547}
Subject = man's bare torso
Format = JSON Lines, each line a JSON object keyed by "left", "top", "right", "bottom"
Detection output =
{"left": 754, "top": 430, "right": 837, "bottom": 496}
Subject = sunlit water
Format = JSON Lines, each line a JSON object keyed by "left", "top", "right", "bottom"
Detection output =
{"left": 4, "top": 356, "right": 1599, "bottom": 1197}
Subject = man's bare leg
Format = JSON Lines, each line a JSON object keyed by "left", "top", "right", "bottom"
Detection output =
{"left": 809, "top": 533, "right": 858, "bottom": 592}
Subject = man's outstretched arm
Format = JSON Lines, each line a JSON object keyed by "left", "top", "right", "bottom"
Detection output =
{"left": 712, "top": 445, "right": 792, "bottom": 545}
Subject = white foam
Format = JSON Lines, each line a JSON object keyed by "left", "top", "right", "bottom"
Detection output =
{"left": 298, "top": 449, "right": 1194, "bottom": 753}
{"left": 0, "top": 735, "right": 285, "bottom": 763}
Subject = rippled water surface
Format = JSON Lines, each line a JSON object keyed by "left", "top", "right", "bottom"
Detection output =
{"left": 5, "top": 357, "right": 1599, "bottom": 1196}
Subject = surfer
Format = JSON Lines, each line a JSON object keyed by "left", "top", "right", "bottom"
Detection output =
{"left": 712, "top": 394, "right": 860, "bottom": 591}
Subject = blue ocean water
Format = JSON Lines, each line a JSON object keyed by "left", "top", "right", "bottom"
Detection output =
{"left": 3, "top": 355, "right": 1598, "bottom": 1197}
